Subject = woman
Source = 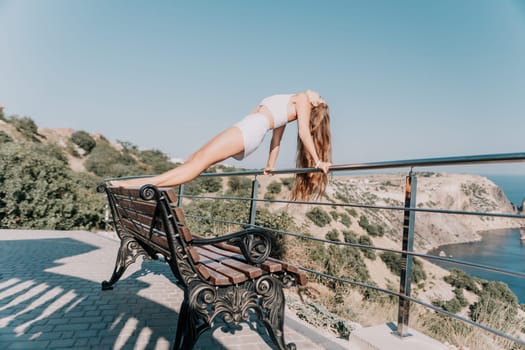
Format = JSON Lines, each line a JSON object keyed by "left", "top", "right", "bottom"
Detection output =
{"left": 114, "top": 90, "right": 332, "bottom": 200}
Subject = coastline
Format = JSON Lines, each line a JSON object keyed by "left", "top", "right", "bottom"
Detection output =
{"left": 424, "top": 225, "right": 525, "bottom": 254}
{"left": 426, "top": 227, "right": 525, "bottom": 304}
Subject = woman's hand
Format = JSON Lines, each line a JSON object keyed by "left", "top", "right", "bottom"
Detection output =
{"left": 316, "top": 161, "right": 331, "bottom": 174}
{"left": 263, "top": 165, "right": 274, "bottom": 175}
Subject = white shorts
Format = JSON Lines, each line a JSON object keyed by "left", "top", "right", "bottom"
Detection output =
{"left": 232, "top": 113, "right": 270, "bottom": 161}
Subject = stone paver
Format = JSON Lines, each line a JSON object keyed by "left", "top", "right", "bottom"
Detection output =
{"left": 0, "top": 230, "right": 350, "bottom": 349}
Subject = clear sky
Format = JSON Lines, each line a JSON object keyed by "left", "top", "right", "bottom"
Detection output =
{"left": 1, "top": 0, "right": 524, "bottom": 174}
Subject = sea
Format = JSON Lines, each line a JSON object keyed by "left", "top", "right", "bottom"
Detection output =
{"left": 429, "top": 174, "right": 525, "bottom": 303}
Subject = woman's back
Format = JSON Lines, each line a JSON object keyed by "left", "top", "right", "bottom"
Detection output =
{"left": 259, "top": 94, "right": 293, "bottom": 129}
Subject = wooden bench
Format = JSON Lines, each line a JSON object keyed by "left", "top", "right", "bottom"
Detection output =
{"left": 97, "top": 183, "right": 307, "bottom": 350}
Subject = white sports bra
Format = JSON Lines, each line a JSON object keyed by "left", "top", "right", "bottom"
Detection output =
{"left": 259, "top": 94, "right": 293, "bottom": 129}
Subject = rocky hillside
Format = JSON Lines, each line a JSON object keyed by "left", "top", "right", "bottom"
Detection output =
{"left": 258, "top": 172, "right": 522, "bottom": 253}
{"left": 0, "top": 119, "right": 120, "bottom": 172}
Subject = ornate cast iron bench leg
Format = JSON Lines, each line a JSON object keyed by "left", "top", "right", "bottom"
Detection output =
{"left": 173, "top": 276, "right": 296, "bottom": 350}
{"left": 101, "top": 234, "right": 151, "bottom": 291}
{"left": 174, "top": 299, "right": 197, "bottom": 350}
{"left": 257, "top": 276, "right": 296, "bottom": 350}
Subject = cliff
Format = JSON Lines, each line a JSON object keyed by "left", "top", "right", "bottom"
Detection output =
{"left": 258, "top": 172, "right": 523, "bottom": 253}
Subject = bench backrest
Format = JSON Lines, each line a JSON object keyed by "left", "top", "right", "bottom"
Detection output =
{"left": 102, "top": 184, "right": 307, "bottom": 287}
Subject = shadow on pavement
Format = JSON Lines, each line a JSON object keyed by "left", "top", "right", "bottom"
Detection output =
{"left": 0, "top": 237, "right": 231, "bottom": 349}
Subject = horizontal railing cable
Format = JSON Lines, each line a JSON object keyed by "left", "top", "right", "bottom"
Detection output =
{"left": 181, "top": 194, "right": 524, "bottom": 220}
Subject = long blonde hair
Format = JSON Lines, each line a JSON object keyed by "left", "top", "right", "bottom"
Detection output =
{"left": 291, "top": 103, "right": 332, "bottom": 201}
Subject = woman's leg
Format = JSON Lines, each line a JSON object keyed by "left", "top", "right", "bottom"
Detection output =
{"left": 114, "top": 127, "right": 244, "bottom": 188}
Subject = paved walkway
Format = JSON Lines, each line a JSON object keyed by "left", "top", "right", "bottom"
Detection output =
{"left": 0, "top": 229, "right": 351, "bottom": 350}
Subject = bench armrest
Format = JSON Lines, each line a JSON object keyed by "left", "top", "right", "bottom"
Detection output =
{"left": 192, "top": 228, "right": 271, "bottom": 265}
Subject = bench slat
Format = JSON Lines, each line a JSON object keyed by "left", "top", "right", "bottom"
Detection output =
{"left": 115, "top": 197, "right": 157, "bottom": 216}
{"left": 162, "top": 189, "right": 178, "bottom": 204}
{"left": 110, "top": 187, "right": 142, "bottom": 197}
{"left": 116, "top": 206, "right": 163, "bottom": 232}
{"left": 176, "top": 226, "right": 192, "bottom": 243}
{"left": 194, "top": 246, "right": 262, "bottom": 279}
{"left": 120, "top": 219, "right": 171, "bottom": 256}
{"left": 189, "top": 252, "right": 247, "bottom": 284}
{"left": 198, "top": 265, "right": 231, "bottom": 286}
{"left": 203, "top": 243, "right": 306, "bottom": 285}
{"left": 121, "top": 217, "right": 149, "bottom": 237}
{"left": 203, "top": 244, "right": 283, "bottom": 273}
{"left": 173, "top": 207, "right": 185, "bottom": 224}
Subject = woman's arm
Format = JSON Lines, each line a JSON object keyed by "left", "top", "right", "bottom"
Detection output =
{"left": 264, "top": 125, "right": 286, "bottom": 174}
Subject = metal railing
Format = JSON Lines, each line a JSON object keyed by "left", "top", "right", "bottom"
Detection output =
{"left": 109, "top": 152, "right": 525, "bottom": 347}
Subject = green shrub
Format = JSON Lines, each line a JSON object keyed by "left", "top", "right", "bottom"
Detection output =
{"left": 117, "top": 140, "right": 139, "bottom": 155}
{"left": 380, "top": 252, "right": 426, "bottom": 283}
{"left": 71, "top": 130, "right": 96, "bottom": 154}
{"left": 329, "top": 210, "right": 339, "bottom": 221}
{"left": 358, "top": 235, "right": 376, "bottom": 260}
{"left": 469, "top": 281, "right": 518, "bottom": 325}
{"left": 9, "top": 116, "right": 38, "bottom": 140}
{"left": 339, "top": 212, "right": 352, "bottom": 227}
{"left": 184, "top": 178, "right": 209, "bottom": 195}
{"left": 432, "top": 288, "right": 468, "bottom": 313}
{"left": 139, "top": 149, "right": 176, "bottom": 174}
{"left": 85, "top": 141, "right": 142, "bottom": 178}
{"left": 39, "top": 144, "right": 69, "bottom": 165}
{"left": 342, "top": 230, "right": 357, "bottom": 243}
{"left": 0, "top": 131, "right": 13, "bottom": 143}
{"left": 0, "top": 143, "right": 104, "bottom": 230}
{"left": 346, "top": 208, "right": 358, "bottom": 217}
{"left": 201, "top": 168, "right": 222, "bottom": 192}
{"left": 444, "top": 269, "right": 480, "bottom": 294}
{"left": 358, "top": 215, "right": 369, "bottom": 227}
{"left": 367, "top": 224, "right": 384, "bottom": 236}
{"left": 325, "top": 229, "right": 340, "bottom": 242}
{"left": 306, "top": 207, "right": 332, "bottom": 227}
{"left": 358, "top": 215, "right": 384, "bottom": 236}
{"left": 267, "top": 181, "right": 282, "bottom": 194}
{"left": 227, "top": 176, "right": 252, "bottom": 197}
{"left": 313, "top": 244, "right": 370, "bottom": 290}
{"left": 255, "top": 208, "right": 294, "bottom": 259}
{"left": 185, "top": 168, "right": 222, "bottom": 195}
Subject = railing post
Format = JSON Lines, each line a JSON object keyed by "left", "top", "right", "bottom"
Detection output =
{"left": 395, "top": 171, "right": 417, "bottom": 337}
{"left": 248, "top": 177, "right": 259, "bottom": 225}
{"left": 177, "top": 184, "right": 184, "bottom": 208}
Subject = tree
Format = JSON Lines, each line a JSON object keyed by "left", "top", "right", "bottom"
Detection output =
{"left": 0, "top": 131, "right": 12, "bottom": 143}
{"left": 139, "top": 149, "right": 176, "bottom": 174}
{"left": 85, "top": 141, "right": 143, "bottom": 178}
{"left": 71, "top": 130, "right": 96, "bottom": 154}
{"left": 0, "top": 143, "right": 104, "bottom": 230}
{"left": 227, "top": 176, "right": 252, "bottom": 197}
{"left": 9, "top": 116, "right": 39, "bottom": 140}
